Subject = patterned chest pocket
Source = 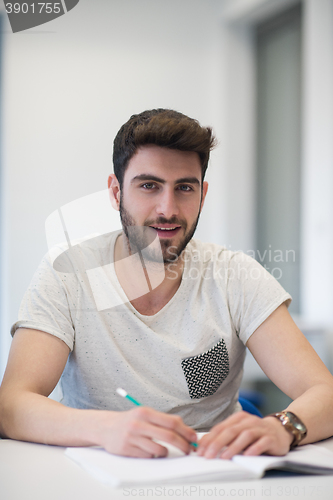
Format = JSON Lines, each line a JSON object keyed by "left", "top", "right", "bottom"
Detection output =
{"left": 181, "top": 339, "right": 230, "bottom": 399}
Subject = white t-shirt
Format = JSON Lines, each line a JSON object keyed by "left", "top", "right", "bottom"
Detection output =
{"left": 11, "top": 232, "right": 291, "bottom": 431}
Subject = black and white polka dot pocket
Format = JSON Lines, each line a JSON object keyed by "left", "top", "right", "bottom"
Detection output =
{"left": 181, "top": 339, "right": 230, "bottom": 399}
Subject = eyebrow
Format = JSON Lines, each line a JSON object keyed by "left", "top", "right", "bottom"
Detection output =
{"left": 131, "top": 174, "right": 201, "bottom": 186}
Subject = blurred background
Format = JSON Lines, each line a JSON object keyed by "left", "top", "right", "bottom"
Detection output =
{"left": 0, "top": 0, "right": 333, "bottom": 415}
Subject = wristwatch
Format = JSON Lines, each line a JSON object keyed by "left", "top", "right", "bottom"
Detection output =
{"left": 268, "top": 411, "right": 307, "bottom": 449}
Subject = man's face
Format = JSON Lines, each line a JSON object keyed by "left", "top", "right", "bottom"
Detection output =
{"left": 109, "top": 145, "right": 208, "bottom": 263}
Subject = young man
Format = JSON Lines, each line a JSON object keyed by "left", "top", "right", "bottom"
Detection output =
{"left": 1, "top": 109, "right": 333, "bottom": 459}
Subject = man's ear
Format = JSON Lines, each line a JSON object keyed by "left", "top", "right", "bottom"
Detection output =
{"left": 108, "top": 174, "right": 121, "bottom": 211}
{"left": 200, "top": 181, "right": 208, "bottom": 213}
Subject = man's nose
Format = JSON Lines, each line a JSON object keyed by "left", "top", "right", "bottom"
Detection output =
{"left": 155, "top": 188, "right": 179, "bottom": 219}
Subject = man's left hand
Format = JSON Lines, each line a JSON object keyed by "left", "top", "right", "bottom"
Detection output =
{"left": 197, "top": 411, "right": 293, "bottom": 459}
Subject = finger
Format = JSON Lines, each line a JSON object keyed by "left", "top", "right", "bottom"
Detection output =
{"left": 132, "top": 436, "right": 168, "bottom": 458}
{"left": 243, "top": 434, "right": 290, "bottom": 457}
{"left": 201, "top": 418, "right": 264, "bottom": 459}
{"left": 133, "top": 407, "right": 197, "bottom": 446}
{"left": 219, "top": 412, "right": 261, "bottom": 432}
{"left": 113, "top": 443, "right": 156, "bottom": 459}
{"left": 242, "top": 435, "right": 272, "bottom": 457}
{"left": 139, "top": 420, "right": 193, "bottom": 455}
{"left": 126, "top": 412, "right": 194, "bottom": 455}
{"left": 198, "top": 420, "right": 248, "bottom": 456}
{"left": 148, "top": 408, "right": 197, "bottom": 442}
{"left": 197, "top": 429, "right": 227, "bottom": 456}
{"left": 219, "top": 428, "right": 263, "bottom": 459}
{"left": 200, "top": 426, "right": 242, "bottom": 458}
{"left": 197, "top": 413, "right": 261, "bottom": 455}
{"left": 197, "top": 433, "right": 218, "bottom": 455}
{"left": 197, "top": 423, "right": 229, "bottom": 454}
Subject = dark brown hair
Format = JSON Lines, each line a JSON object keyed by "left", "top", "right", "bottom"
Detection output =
{"left": 113, "top": 109, "right": 216, "bottom": 188}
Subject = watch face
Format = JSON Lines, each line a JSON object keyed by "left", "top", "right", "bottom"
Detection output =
{"left": 286, "top": 412, "right": 307, "bottom": 433}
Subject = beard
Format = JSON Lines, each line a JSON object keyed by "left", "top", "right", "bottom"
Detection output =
{"left": 119, "top": 194, "right": 201, "bottom": 264}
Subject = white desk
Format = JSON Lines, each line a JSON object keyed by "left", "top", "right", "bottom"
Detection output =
{"left": 1, "top": 438, "right": 333, "bottom": 500}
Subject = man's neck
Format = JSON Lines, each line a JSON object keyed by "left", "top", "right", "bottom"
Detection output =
{"left": 114, "top": 233, "right": 185, "bottom": 316}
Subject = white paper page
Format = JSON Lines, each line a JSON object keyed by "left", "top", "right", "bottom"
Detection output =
{"left": 65, "top": 447, "right": 256, "bottom": 487}
{"left": 233, "top": 444, "right": 333, "bottom": 476}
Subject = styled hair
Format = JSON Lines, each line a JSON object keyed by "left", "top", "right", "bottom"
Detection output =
{"left": 113, "top": 109, "right": 216, "bottom": 188}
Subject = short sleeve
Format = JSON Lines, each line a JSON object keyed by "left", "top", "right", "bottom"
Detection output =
{"left": 226, "top": 252, "right": 292, "bottom": 345}
{"left": 11, "top": 254, "right": 76, "bottom": 351}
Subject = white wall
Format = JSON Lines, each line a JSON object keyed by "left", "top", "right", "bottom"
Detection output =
{"left": 300, "top": 0, "right": 333, "bottom": 324}
{"left": 221, "top": 0, "right": 333, "bottom": 327}
{"left": 0, "top": 0, "right": 229, "bottom": 378}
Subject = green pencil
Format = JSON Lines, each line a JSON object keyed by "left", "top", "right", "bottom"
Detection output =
{"left": 116, "top": 387, "right": 198, "bottom": 449}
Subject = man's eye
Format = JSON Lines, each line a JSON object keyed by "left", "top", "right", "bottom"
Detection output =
{"left": 142, "top": 183, "right": 156, "bottom": 189}
{"left": 178, "top": 185, "right": 192, "bottom": 191}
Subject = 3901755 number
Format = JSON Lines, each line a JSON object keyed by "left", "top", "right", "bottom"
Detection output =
{"left": 5, "top": 3, "right": 62, "bottom": 14}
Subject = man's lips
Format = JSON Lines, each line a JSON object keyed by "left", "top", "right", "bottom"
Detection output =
{"left": 149, "top": 225, "right": 182, "bottom": 238}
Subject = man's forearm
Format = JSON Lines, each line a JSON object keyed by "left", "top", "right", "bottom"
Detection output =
{"left": 0, "top": 389, "right": 106, "bottom": 446}
{"left": 285, "top": 382, "right": 333, "bottom": 445}
{"left": 0, "top": 388, "right": 197, "bottom": 458}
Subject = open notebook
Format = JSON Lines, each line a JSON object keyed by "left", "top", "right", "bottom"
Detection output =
{"left": 65, "top": 443, "right": 333, "bottom": 487}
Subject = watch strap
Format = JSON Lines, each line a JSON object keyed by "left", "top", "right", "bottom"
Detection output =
{"left": 268, "top": 411, "right": 307, "bottom": 449}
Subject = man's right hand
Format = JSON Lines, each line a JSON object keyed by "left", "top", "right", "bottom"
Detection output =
{"left": 95, "top": 406, "right": 197, "bottom": 458}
